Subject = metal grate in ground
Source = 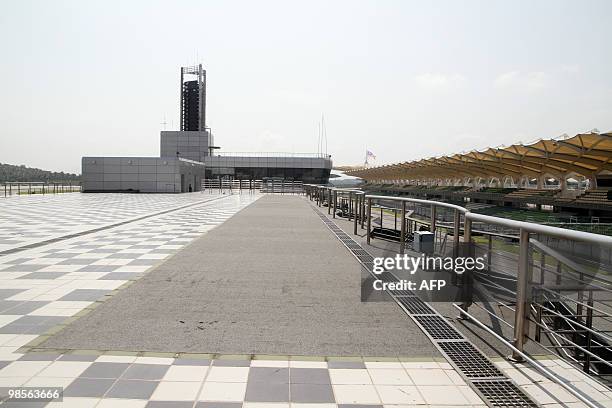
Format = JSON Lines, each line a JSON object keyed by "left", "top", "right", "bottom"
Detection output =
{"left": 413, "top": 315, "right": 464, "bottom": 340}
{"left": 437, "top": 341, "right": 505, "bottom": 379}
{"left": 471, "top": 379, "right": 539, "bottom": 407}
{"left": 397, "top": 296, "right": 437, "bottom": 315}
{"left": 310, "top": 204, "right": 538, "bottom": 408}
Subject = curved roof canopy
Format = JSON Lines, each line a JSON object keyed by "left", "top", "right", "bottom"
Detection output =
{"left": 348, "top": 132, "right": 612, "bottom": 181}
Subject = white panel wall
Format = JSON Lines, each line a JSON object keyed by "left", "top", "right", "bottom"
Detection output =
{"left": 82, "top": 157, "right": 205, "bottom": 193}
{"left": 160, "top": 130, "right": 209, "bottom": 163}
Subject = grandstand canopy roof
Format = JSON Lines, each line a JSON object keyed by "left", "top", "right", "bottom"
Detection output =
{"left": 348, "top": 132, "right": 612, "bottom": 181}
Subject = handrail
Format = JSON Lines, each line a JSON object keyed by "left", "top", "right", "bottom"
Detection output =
{"left": 209, "top": 152, "right": 332, "bottom": 159}
{"left": 304, "top": 183, "right": 612, "bottom": 379}
{"left": 452, "top": 305, "right": 601, "bottom": 408}
{"left": 365, "top": 194, "right": 469, "bottom": 213}
{"left": 466, "top": 212, "right": 612, "bottom": 245}
{"left": 306, "top": 184, "right": 612, "bottom": 246}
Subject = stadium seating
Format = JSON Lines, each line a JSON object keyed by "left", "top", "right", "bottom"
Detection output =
{"left": 574, "top": 188, "right": 612, "bottom": 206}
{"left": 505, "top": 189, "right": 556, "bottom": 199}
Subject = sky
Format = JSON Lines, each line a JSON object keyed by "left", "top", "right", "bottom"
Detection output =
{"left": 0, "top": 0, "right": 611, "bottom": 174}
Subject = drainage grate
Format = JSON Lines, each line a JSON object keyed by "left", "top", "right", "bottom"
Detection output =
{"left": 352, "top": 249, "right": 372, "bottom": 257}
{"left": 362, "top": 262, "right": 374, "bottom": 271}
{"left": 378, "top": 272, "right": 397, "bottom": 283}
{"left": 356, "top": 254, "right": 373, "bottom": 263}
{"left": 388, "top": 285, "right": 416, "bottom": 297}
{"left": 413, "top": 315, "right": 464, "bottom": 339}
{"left": 310, "top": 204, "right": 537, "bottom": 408}
{"left": 438, "top": 341, "right": 505, "bottom": 379}
{"left": 397, "top": 296, "right": 437, "bottom": 315}
{"left": 472, "top": 380, "right": 539, "bottom": 407}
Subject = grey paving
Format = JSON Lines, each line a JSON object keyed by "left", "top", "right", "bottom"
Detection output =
{"left": 290, "top": 367, "right": 330, "bottom": 383}
{"left": 81, "top": 362, "right": 130, "bottom": 378}
{"left": 195, "top": 403, "right": 242, "bottom": 408}
{"left": 17, "top": 272, "right": 67, "bottom": 279}
{"left": 0, "top": 301, "right": 48, "bottom": 315}
{"left": 121, "top": 363, "right": 169, "bottom": 380}
{"left": 146, "top": 403, "right": 195, "bottom": 408}
{"left": 64, "top": 378, "right": 115, "bottom": 397}
{"left": 245, "top": 381, "right": 289, "bottom": 402}
{"left": 59, "top": 289, "right": 110, "bottom": 301}
{"left": 291, "top": 383, "right": 335, "bottom": 402}
{"left": 106, "top": 379, "right": 158, "bottom": 399}
{"left": 39, "top": 195, "right": 438, "bottom": 357}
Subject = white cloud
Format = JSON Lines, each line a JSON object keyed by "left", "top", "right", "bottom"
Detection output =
{"left": 413, "top": 73, "right": 466, "bottom": 90}
{"left": 494, "top": 71, "right": 550, "bottom": 91}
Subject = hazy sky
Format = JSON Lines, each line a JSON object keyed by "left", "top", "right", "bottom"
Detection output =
{"left": 1, "top": 0, "right": 611, "bottom": 174}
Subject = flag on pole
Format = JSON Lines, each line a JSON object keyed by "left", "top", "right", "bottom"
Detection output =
{"left": 366, "top": 150, "right": 376, "bottom": 160}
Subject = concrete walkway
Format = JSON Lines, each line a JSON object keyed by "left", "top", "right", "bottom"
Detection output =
{"left": 40, "top": 195, "right": 439, "bottom": 357}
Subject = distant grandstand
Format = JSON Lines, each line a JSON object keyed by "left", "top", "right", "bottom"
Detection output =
{"left": 348, "top": 132, "right": 612, "bottom": 233}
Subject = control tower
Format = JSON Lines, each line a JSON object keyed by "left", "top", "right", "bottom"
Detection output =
{"left": 180, "top": 64, "right": 206, "bottom": 131}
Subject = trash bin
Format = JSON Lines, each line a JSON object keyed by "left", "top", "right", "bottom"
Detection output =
{"left": 413, "top": 231, "right": 434, "bottom": 254}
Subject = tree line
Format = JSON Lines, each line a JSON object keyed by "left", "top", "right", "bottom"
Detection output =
{"left": 0, "top": 163, "right": 81, "bottom": 183}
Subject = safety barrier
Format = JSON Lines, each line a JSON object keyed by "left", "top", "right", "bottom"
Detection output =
{"left": 305, "top": 184, "right": 612, "bottom": 388}
{"left": 2, "top": 182, "right": 81, "bottom": 197}
{"left": 201, "top": 179, "right": 303, "bottom": 194}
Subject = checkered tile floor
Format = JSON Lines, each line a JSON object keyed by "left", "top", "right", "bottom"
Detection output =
{"left": 1, "top": 354, "right": 609, "bottom": 407}
{"left": 0, "top": 193, "right": 610, "bottom": 407}
{"left": 0, "top": 193, "right": 259, "bottom": 356}
{"left": 0, "top": 356, "right": 489, "bottom": 407}
{"left": 0, "top": 193, "right": 229, "bottom": 252}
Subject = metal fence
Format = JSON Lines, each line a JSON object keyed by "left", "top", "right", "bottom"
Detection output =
{"left": 201, "top": 179, "right": 303, "bottom": 194}
{"left": 2, "top": 182, "right": 81, "bottom": 197}
{"left": 305, "top": 184, "right": 612, "bottom": 397}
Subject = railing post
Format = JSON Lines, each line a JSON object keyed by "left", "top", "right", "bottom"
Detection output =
{"left": 464, "top": 217, "right": 472, "bottom": 244}
{"left": 453, "top": 209, "right": 460, "bottom": 257}
{"left": 367, "top": 197, "right": 372, "bottom": 244}
{"left": 333, "top": 191, "right": 337, "bottom": 218}
{"left": 353, "top": 194, "right": 358, "bottom": 235}
{"left": 487, "top": 234, "right": 493, "bottom": 272}
{"left": 360, "top": 194, "right": 365, "bottom": 229}
{"left": 328, "top": 189, "right": 332, "bottom": 214}
{"left": 348, "top": 193, "right": 352, "bottom": 221}
{"left": 583, "top": 291, "right": 594, "bottom": 373}
{"left": 394, "top": 207, "right": 397, "bottom": 230}
{"left": 400, "top": 201, "right": 406, "bottom": 254}
{"left": 512, "top": 228, "right": 531, "bottom": 362}
{"left": 430, "top": 205, "right": 436, "bottom": 233}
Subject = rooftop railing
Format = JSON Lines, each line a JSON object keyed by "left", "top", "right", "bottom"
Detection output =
{"left": 305, "top": 184, "right": 612, "bottom": 405}
{"left": 2, "top": 182, "right": 81, "bottom": 197}
{"left": 207, "top": 152, "right": 332, "bottom": 159}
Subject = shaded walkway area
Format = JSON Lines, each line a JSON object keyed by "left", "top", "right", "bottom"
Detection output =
{"left": 40, "top": 195, "right": 438, "bottom": 357}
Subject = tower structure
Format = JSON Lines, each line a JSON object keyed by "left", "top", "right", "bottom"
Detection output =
{"left": 180, "top": 64, "right": 206, "bottom": 131}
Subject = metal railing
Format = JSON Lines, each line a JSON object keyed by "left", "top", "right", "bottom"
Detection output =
{"left": 2, "top": 182, "right": 81, "bottom": 197}
{"left": 201, "top": 179, "right": 304, "bottom": 194}
{"left": 304, "top": 184, "right": 612, "bottom": 388}
{"left": 207, "top": 152, "right": 331, "bottom": 159}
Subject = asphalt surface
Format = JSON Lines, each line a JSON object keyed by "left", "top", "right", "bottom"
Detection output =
{"left": 40, "top": 194, "right": 439, "bottom": 357}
